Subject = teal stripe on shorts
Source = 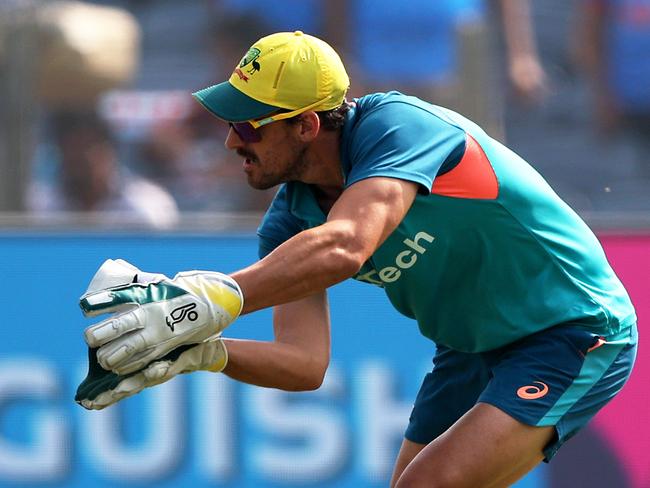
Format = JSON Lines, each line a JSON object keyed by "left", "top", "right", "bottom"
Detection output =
{"left": 538, "top": 326, "right": 638, "bottom": 426}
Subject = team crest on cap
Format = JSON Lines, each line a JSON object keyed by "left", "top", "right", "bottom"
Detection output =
{"left": 234, "top": 47, "right": 261, "bottom": 83}
{"left": 240, "top": 47, "right": 261, "bottom": 74}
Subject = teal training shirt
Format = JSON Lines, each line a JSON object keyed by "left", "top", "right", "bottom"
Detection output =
{"left": 257, "top": 92, "right": 636, "bottom": 352}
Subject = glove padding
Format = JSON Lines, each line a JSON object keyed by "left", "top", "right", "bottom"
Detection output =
{"left": 75, "top": 335, "right": 228, "bottom": 410}
{"left": 80, "top": 259, "right": 242, "bottom": 375}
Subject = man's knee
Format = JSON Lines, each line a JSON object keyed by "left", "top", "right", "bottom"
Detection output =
{"left": 395, "top": 464, "right": 468, "bottom": 488}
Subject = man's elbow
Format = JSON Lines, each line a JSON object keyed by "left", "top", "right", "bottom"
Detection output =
{"left": 287, "top": 364, "right": 328, "bottom": 392}
{"left": 327, "top": 247, "right": 365, "bottom": 279}
{"left": 294, "top": 375, "right": 325, "bottom": 392}
{"left": 325, "top": 230, "right": 370, "bottom": 278}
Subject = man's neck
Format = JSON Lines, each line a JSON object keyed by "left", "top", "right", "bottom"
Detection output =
{"left": 304, "top": 129, "right": 344, "bottom": 186}
{"left": 312, "top": 184, "right": 344, "bottom": 214}
{"left": 300, "top": 128, "right": 344, "bottom": 214}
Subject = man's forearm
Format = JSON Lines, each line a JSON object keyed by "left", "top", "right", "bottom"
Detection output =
{"left": 221, "top": 338, "right": 328, "bottom": 391}
{"left": 231, "top": 222, "right": 363, "bottom": 315}
{"left": 499, "top": 0, "right": 538, "bottom": 62}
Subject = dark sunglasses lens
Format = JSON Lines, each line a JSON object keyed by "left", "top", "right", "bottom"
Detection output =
{"left": 229, "top": 122, "right": 261, "bottom": 143}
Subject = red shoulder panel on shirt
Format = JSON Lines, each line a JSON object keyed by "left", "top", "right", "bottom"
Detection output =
{"left": 430, "top": 134, "right": 499, "bottom": 200}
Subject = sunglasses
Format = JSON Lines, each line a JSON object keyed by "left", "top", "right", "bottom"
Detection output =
{"left": 228, "top": 95, "right": 331, "bottom": 143}
{"left": 229, "top": 121, "right": 263, "bottom": 143}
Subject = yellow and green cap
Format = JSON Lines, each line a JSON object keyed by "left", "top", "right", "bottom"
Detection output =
{"left": 192, "top": 31, "right": 349, "bottom": 124}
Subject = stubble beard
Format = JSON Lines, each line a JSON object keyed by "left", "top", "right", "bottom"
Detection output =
{"left": 247, "top": 143, "right": 309, "bottom": 190}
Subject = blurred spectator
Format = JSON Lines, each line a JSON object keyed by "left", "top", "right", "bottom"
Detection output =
{"left": 136, "top": 106, "right": 274, "bottom": 212}
{"left": 206, "top": 13, "right": 275, "bottom": 81}
{"left": 496, "top": 0, "right": 548, "bottom": 104}
{"left": 133, "top": 107, "right": 217, "bottom": 211}
{"left": 347, "top": 0, "right": 545, "bottom": 98}
{"left": 344, "top": 0, "right": 546, "bottom": 138}
{"left": 574, "top": 0, "right": 650, "bottom": 143}
{"left": 28, "top": 110, "right": 179, "bottom": 228}
{"left": 208, "top": 0, "right": 323, "bottom": 37}
{"left": 132, "top": 13, "right": 275, "bottom": 212}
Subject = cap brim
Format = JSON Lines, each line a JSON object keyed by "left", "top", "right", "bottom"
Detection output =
{"left": 192, "top": 81, "right": 279, "bottom": 122}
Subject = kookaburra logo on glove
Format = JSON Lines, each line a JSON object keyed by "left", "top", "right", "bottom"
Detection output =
{"left": 166, "top": 302, "right": 199, "bottom": 331}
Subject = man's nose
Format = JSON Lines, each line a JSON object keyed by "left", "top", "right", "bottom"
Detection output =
{"left": 225, "top": 126, "right": 244, "bottom": 150}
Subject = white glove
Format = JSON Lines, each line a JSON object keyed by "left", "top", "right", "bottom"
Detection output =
{"left": 77, "top": 334, "right": 228, "bottom": 410}
{"left": 80, "top": 259, "right": 243, "bottom": 375}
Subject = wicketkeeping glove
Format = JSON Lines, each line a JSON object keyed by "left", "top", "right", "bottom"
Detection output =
{"left": 80, "top": 258, "right": 243, "bottom": 375}
{"left": 75, "top": 334, "right": 228, "bottom": 410}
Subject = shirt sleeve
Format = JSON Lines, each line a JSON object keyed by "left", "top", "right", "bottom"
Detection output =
{"left": 256, "top": 184, "right": 304, "bottom": 259}
{"left": 345, "top": 100, "right": 466, "bottom": 193}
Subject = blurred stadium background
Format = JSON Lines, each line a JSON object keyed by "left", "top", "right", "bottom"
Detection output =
{"left": 0, "top": 1, "right": 648, "bottom": 487}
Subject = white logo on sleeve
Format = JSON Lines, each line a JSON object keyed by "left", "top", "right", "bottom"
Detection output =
{"left": 356, "top": 231, "right": 435, "bottom": 285}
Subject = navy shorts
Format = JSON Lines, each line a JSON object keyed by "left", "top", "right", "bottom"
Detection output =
{"left": 404, "top": 322, "right": 638, "bottom": 461}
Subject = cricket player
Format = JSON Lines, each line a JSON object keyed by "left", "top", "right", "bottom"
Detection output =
{"left": 76, "top": 31, "right": 637, "bottom": 488}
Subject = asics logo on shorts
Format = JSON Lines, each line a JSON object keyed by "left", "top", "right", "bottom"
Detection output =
{"left": 517, "top": 381, "right": 549, "bottom": 400}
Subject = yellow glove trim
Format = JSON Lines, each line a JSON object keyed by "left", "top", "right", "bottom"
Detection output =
{"left": 201, "top": 283, "right": 242, "bottom": 319}
{"left": 206, "top": 338, "right": 228, "bottom": 372}
{"left": 179, "top": 273, "right": 243, "bottom": 319}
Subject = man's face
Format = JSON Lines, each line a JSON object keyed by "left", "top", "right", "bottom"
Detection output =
{"left": 59, "top": 129, "right": 116, "bottom": 207}
{"left": 225, "top": 119, "right": 309, "bottom": 190}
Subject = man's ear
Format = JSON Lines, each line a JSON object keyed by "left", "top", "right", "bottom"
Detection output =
{"left": 296, "top": 111, "right": 320, "bottom": 142}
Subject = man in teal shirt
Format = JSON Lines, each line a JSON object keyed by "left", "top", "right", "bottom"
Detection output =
{"left": 77, "top": 31, "right": 637, "bottom": 488}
